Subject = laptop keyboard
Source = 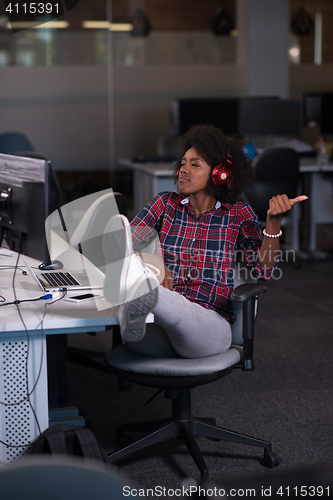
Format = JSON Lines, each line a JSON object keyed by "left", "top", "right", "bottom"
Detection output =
{"left": 41, "top": 272, "right": 80, "bottom": 287}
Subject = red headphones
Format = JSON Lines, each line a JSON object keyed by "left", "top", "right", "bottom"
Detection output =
{"left": 211, "top": 153, "right": 233, "bottom": 186}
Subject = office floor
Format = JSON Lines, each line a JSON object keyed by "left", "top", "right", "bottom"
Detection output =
{"left": 66, "top": 256, "right": 333, "bottom": 494}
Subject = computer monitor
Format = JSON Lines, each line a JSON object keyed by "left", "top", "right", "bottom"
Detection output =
{"left": 0, "top": 153, "right": 61, "bottom": 263}
{"left": 303, "top": 92, "right": 333, "bottom": 134}
{"left": 170, "top": 98, "right": 240, "bottom": 136}
{"left": 238, "top": 99, "right": 303, "bottom": 137}
{"left": 169, "top": 96, "right": 282, "bottom": 137}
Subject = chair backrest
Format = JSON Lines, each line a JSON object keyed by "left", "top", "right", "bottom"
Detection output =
{"left": 70, "top": 192, "right": 127, "bottom": 269}
{"left": 0, "top": 132, "right": 35, "bottom": 154}
{"left": 245, "top": 147, "right": 300, "bottom": 221}
{"left": 231, "top": 257, "right": 257, "bottom": 346}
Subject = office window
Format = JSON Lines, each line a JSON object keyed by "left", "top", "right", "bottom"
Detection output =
{"left": 1, "top": 0, "right": 332, "bottom": 67}
{"left": 0, "top": 0, "right": 237, "bottom": 67}
{"left": 290, "top": 0, "right": 333, "bottom": 64}
{"left": 0, "top": 1, "right": 109, "bottom": 67}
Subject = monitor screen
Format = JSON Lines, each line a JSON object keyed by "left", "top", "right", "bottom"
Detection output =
{"left": 0, "top": 153, "right": 60, "bottom": 263}
{"left": 238, "top": 99, "right": 302, "bottom": 137}
{"left": 169, "top": 96, "right": 282, "bottom": 137}
{"left": 303, "top": 92, "right": 333, "bottom": 134}
{"left": 170, "top": 98, "right": 240, "bottom": 136}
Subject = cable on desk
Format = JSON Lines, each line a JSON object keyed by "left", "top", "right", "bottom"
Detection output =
{"left": 0, "top": 294, "right": 52, "bottom": 307}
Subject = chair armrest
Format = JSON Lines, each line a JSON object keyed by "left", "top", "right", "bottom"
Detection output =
{"left": 231, "top": 283, "right": 267, "bottom": 372}
{"left": 231, "top": 283, "right": 267, "bottom": 303}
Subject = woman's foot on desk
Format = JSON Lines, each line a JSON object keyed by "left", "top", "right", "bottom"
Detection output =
{"left": 102, "top": 214, "right": 159, "bottom": 341}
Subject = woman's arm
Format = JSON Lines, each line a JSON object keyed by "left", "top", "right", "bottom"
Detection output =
{"left": 141, "top": 252, "right": 174, "bottom": 290}
{"left": 258, "top": 194, "right": 308, "bottom": 267}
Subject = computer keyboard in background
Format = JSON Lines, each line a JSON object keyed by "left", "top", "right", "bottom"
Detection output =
{"left": 41, "top": 272, "right": 80, "bottom": 287}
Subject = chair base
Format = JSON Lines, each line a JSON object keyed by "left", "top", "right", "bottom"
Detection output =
{"left": 107, "top": 388, "right": 280, "bottom": 478}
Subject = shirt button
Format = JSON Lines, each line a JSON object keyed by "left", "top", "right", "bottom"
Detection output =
{"left": 192, "top": 238, "right": 195, "bottom": 242}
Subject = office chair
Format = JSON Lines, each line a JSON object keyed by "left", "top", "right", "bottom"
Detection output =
{"left": 244, "top": 147, "right": 301, "bottom": 251}
{"left": 0, "top": 455, "right": 135, "bottom": 500}
{"left": 105, "top": 268, "right": 280, "bottom": 479}
{"left": 0, "top": 132, "right": 35, "bottom": 154}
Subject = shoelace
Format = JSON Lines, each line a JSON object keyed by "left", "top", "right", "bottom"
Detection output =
{"left": 130, "top": 252, "right": 161, "bottom": 279}
{"left": 146, "top": 263, "right": 160, "bottom": 277}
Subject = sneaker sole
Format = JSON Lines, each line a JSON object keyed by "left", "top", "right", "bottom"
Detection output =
{"left": 120, "top": 276, "right": 159, "bottom": 342}
{"left": 102, "top": 215, "right": 132, "bottom": 305}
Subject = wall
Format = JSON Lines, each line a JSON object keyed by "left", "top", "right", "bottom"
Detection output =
{"left": 1, "top": 62, "right": 333, "bottom": 172}
{"left": 0, "top": 63, "right": 247, "bottom": 170}
{"left": 0, "top": 66, "right": 109, "bottom": 171}
{"left": 113, "top": 63, "right": 247, "bottom": 158}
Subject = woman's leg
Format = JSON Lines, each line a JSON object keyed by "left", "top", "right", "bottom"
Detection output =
{"left": 128, "top": 286, "right": 231, "bottom": 359}
{"left": 127, "top": 323, "right": 178, "bottom": 357}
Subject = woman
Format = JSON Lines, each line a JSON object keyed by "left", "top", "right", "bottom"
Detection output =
{"left": 103, "top": 124, "right": 307, "bottom": 359}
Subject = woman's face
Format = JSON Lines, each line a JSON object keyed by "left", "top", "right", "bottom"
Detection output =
{"left": 178, "top": 147, "right": 212, "bottom": 196}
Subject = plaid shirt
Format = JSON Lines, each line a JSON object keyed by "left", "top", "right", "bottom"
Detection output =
{"left": 130, "top": 191, "right": 276, "bottom": 324}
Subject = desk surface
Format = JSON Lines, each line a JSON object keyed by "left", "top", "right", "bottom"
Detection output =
{"left": 118, "top": 158, "right": 176, "bottom": 176}
{"left": 1, "top": 250, "right": 154, "bottom": 335}
{"left": 0, "top": 251, "right": 118, "bottom": 336}
{"left": 299, "top": 158, "right": 333, "bottom": 172}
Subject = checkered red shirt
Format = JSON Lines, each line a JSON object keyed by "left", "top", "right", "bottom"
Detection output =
{"left": 130, "top": 192, "right": 276, "bottom": 324}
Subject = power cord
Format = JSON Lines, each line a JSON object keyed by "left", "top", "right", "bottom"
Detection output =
{"left": 0, "top": 294, "right": 53, "bottom": 307}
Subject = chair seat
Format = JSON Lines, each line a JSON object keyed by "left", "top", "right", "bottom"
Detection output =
{"left": 106, "top": 344, "right": 242, "bottom": 377}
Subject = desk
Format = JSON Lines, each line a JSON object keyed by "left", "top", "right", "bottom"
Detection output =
{"left": 0, "top": 249, "right": 156, "bottom": 463}
{"left": 118, "top": 158, "right": 333, "bottom": 252}
{"left": 299, "top": 160, "right": 333, "bottom": 252}
{"left": 0, "top": 251, "right": 116, "bottom": 462}
{"left": 117, "top": 159, "right": 176, "bottom": 216}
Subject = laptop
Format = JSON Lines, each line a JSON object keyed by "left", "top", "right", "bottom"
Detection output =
{"left": 23, "top": 251, "right": 105, "bottom": 293}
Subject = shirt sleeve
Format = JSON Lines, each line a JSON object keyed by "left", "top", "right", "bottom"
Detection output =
{"left": 129, "top": 192, "right": 169, "bottom": 252}
{"left": 237, "top": 204, "right": 279, "bottom": 280}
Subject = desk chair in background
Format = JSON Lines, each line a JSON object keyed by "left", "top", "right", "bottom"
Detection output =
{"left": 0, "top": 455, "right": 134, "bottom": 500}
{"left": 244, "top": 147, "right": 301, "bottom": 253}
{"left": 105, "top": 266, "right": 281, "bottom": 479}
{"left": 0, "top": 132, "right": 35, "bottom": 155}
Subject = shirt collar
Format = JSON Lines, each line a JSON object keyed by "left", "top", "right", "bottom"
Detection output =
{"left": 180, "top": 196, "right": 229, "bottom": 211}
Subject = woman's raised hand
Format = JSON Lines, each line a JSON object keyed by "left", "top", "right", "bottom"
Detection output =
{"left": 267, "top": 194, "right": 308, "bottom": 219}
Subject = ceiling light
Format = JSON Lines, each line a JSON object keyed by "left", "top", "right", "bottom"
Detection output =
{"left": 212, "top": 6, "right": 235, "bottom": 36}
{"left": 7, "top": 20, "right": 69, "bottom": 29}
{"left": 291, "top": 7, "right": 314, "bottom": 36}
{"left": 111, "top": 23, "right": 132, "bottom": 32}
{"left": 82, "top": 21, "right": 133, "bottom": 32}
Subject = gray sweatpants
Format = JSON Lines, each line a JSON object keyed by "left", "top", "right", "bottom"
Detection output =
{"left": 127, "top": 285, "right": 232, "bottom": 359}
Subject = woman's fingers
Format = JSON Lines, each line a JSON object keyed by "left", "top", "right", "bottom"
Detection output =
{"left": 161, "top": 265, "right": 174, "bottom": 290}
{"left": 268, "top": 194, "right": 308, "bottom": 217}
{"left": 290, "top": 195, "right": 308, "bottom": 205}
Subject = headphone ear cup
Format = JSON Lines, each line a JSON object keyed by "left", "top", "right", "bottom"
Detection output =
{"left": 211, "top": 164, "right": 231, "bottom": 186}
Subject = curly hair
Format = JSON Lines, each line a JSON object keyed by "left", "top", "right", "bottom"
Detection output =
{"left": 173, "top": 124, "right": 254, "bottom": 204}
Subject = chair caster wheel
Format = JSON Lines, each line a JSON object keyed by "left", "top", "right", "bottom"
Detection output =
{"left": 263, "top": 450, "right": 280, "bottom": 468}
{"left": 116, "top": 431, "right": 133, "bottom": 446}
{"left": 118, "top": 378, "right": 132, "bottom": 391}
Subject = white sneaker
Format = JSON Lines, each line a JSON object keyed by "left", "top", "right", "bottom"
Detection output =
{"left": 102, "top": 214, "right": 159, "bottom": 341}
